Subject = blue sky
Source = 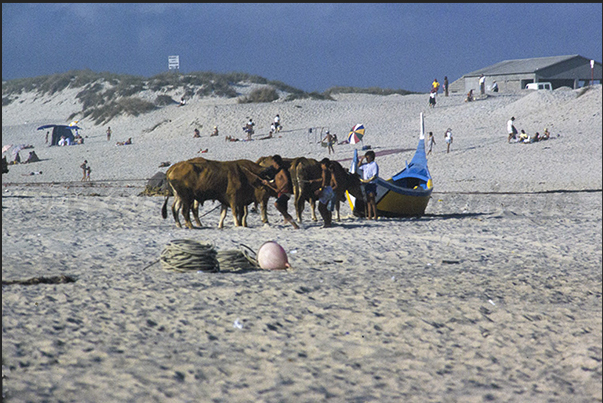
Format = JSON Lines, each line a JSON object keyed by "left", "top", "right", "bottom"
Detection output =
{"left": 2, "top": 3, "right": 602, "bottom": 93}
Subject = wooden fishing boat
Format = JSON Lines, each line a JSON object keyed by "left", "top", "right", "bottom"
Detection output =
{"left": 347, "top": 113, "right": 433, "bottom": 217}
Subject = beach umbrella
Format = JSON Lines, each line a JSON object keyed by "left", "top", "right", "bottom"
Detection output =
{"left": 348, "top": 124, "right": 365, "bottom": 145}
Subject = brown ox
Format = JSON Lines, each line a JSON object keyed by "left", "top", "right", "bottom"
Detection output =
{"left": 161, "top": 158, "right": 270, "bottom": 229}
{"left": 257, "top": 156, "right": 363, "bottom": 223}
{"left": 293, "top": 158, "right": 364, "bottom": 222}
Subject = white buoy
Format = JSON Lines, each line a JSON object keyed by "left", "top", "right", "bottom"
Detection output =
{"left": 257, "top": 241, "right": 290, "bottom": 270}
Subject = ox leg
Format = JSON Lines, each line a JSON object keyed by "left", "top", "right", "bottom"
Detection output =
{"left": 294, "top": 193, "right": 304, "bottom": 223}
{"left": 218, "top": 205, "right": 228, "bottom": 229}
{"left": 241, "top": 205, "right": 249, "bottom": 227}
{"left": 171, "top": 198, "right": 182, "bottom": 228}
{"left": 310, "top": 198, "right": 318, "bottom": 221}
{"left": 192, "top": 200, "right": 202, "bottom": 227}
{"left": 261, "top": 197, "right": 269, "bottom": 224}
{"left": 181, "top": 199, "right": 195, "bottom": 229}
{"left": 231, "top": 202, "right": 241, "bottom": 227}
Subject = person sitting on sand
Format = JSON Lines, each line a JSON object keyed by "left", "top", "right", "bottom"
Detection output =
{"left": 465, "top": 89, "right": 474, "bottom": 102}
{"left": 116, "top": 138, "right": 132, "bottom": 146}
{"left": 518, "top": 129, "right": 529, "bottom": 142}
{"left": 211, "top": 126, "right": 219, "bottom": 137}
{"left": 193, "top": 128, "right": 201, "bottom": 138}
{"left": 525, "top": 132, "right": 540, "bottom": 143}
{"left": 542, "top": 128, "right": 550, "bottom": 140}
{"left": 259, "top": 131, "right": 273, "bottom": 140}
{"left": 24, "top": 151, "right": 40, "bottom": 164}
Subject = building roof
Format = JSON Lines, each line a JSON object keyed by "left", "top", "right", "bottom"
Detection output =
{"left": 464, "top": 55, "right": 583, "bottom": 77}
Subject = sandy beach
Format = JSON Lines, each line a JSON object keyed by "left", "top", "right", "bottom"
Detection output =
{"left": 3, "top": 84, "right": 602, "bottom": 402}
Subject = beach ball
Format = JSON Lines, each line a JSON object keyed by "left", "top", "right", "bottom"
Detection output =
{"left": 257, "top": 241, "right": 290, "bottom": 270}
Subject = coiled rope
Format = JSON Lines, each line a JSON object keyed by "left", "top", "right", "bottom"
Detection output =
{"left": 158, "top": 239, "right": 259, "bottom": 273}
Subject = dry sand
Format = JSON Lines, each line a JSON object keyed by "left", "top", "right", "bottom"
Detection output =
{"left": 2, "top": 85, "right": 602, "bottom": 402}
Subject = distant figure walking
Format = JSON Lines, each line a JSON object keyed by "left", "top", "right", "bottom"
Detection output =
{"left": 427, "top": 132, "right": 436, "bottom": 155}
{"left": 322, "top": 131, "right": 335, "bottom": 154}
{"left": 429, "top": 89, "right": 437, "bottom": 108}
{"left": 444, "top": 128, "right": 453, "bottom": 153}
{"left": 45, "top": 131, "right": 50, "bottom": 144}
{"left": 80, "top": 160, "right": 90, "bottom": 181}
{"left": 444, "top": 76, "right": 449, "bottom": 97}
{"left": 274, "top": 114, "right": 282, "bottom": 132}
{"left": 244, "top": 118, "right": 255, "bottom": 140}
{"left": 479, "top": 74, "right": 486, "bottom": 95}
{"left": 507, "top": 117, "right": 517, "bottom": 143}
{"left": 106, "top": 127, "right": 112, "bottom": 141}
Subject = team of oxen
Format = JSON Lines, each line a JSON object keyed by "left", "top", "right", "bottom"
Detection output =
{"left": 161, "top": 156, "right": 364, "bottom": 229}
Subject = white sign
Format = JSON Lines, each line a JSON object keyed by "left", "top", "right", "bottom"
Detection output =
{"left": 591, "top": 60, "right": 595, "bottom": 69}
{"left": 168, "top": 55, "right": 180, "bottom": 70}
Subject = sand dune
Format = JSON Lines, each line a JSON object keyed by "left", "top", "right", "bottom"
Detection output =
{"left": 2, "top": 85, "right": 601, "bottom": 402}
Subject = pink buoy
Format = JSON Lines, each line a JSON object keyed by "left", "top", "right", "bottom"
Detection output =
{"left": 257, "top": 241, "right": 290, "bottom": 270}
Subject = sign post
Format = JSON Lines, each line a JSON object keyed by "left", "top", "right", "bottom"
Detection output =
{"left": 168, "top": 55, "right": 180, "bottom": 71}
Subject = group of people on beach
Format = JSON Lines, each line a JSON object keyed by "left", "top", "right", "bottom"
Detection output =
{"left": 427, "top": 77, "right": 451, "bottom": 107}
{"left": 8, "top": 150, "right": 40, "bottom": 165}
{"left": 259, "top": 150, "right": 380, "bottom": 229}
{"left": 507, "top": 117, "right": 553, "bottom": 144}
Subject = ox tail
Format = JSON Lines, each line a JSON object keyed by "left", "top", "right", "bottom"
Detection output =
{"left": 161, "top": 194, "right": 170, "bottom": 219}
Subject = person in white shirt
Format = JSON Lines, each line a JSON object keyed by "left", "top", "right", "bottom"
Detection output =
{"left": 273, "top": 114, "right": 281, "bottom": 132}
{"left": 507, "top": 117, "right": 517, "bottom": 143}
{"left": 444, "top": 128, "right": 453, "bottom": 153}
{"left": 358, "top": 150, "right": 379, "bottom": 220}
{"left": 479, "top": 74, "right": 486, "bottom": 95}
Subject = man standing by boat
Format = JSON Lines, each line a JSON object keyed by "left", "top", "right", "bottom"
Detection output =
{"left": 358, "top": 150, "right": 379, "bottom": 220}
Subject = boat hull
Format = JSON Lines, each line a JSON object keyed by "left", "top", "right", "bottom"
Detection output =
{"left": 346, "top": 178, "right": 432, "bottom": 217}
